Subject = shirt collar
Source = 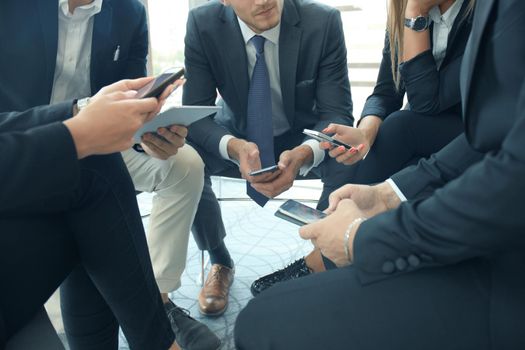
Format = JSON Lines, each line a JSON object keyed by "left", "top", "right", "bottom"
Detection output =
{"left": 237, "top": 17, "right": 281, "bottom": 46}
{"left": 429, "top": 0, "right": 464, "bottom": 27}
{"left": 58, "top": 0, "right": 103, "bottom": 18}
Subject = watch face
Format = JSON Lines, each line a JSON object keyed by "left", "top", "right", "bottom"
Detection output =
{"left": 413, "top": 16, "right": 429, "bottom": 31}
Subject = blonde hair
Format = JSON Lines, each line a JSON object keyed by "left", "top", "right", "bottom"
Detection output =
{"left": 387, "top": 0, "right": 476, "bottom": 89}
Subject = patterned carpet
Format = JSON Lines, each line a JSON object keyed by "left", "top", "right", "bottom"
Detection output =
{"left": 122, "top": 177, "right": 321, "bottom": 349}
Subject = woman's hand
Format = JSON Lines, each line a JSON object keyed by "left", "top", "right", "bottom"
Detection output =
{"left": 319, "top": 124, "right": 369, "bottom": 165}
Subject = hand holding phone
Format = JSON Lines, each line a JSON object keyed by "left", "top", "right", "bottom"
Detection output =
{"left": 303, "top": 129, "right": 352, "bottom": 150}
{"left": 274, "top": 199, "right": 327, "bottom": 226}
{"left": 135, "top": 67, "right": 185, "bottom": 99}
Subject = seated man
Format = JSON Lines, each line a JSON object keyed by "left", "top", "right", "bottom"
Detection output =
{"left": 0, "top": 78, "right": 182, "bottom": 350}
{"left": 183, "top": 0, "right": 355, "bottom": 316}
{"left": 235, "top": 0, "right": 525, "bottom": 348}
{"left": 0, "top": 1, "right": 217, "bottom": 347}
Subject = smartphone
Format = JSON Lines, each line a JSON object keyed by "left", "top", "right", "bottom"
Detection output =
{"left": 135, "top": 67, "right": 185, "bottom": 99}
{"left": 274, "top": 199, "right": 327, "bottom": 226}
{"left": 303, "top": 128, "right": 352, "bottom": 150}
{"left": 249, "top": 165, "right": 279, "bottom": 177}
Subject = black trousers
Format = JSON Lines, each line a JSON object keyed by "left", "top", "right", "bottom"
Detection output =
{"left": 0, "top": 154, "right": 173, "bottom": 350}
{"left": 234, "top": 258, "right": 491, "bottom": 350}
{"left": 345, "top": 109, "right": 464, "bottom": 185}
{"left": 188, "top": 130, "right": 358, "bottom": 250}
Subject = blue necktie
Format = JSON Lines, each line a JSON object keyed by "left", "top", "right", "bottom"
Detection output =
{"left": 246, "top": 35, "right": 275, "bottom": 207}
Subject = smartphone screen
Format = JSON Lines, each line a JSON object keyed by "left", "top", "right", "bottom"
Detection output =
{"left": 135, "top": 68, "right": 185, "bottom": 99}
{"left": 276, "top": 200, "right": 327, "bottom": 225}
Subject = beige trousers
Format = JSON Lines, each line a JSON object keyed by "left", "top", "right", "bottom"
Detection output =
{"left": 121, "top": 145, "right": 204, "bottom": 292}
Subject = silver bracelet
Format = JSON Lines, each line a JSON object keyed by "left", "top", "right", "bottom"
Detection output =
{"left": 344, "top": 217, "right": 366, "bottom": 262}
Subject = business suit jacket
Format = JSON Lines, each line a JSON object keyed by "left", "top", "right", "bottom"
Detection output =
{"left": 0, "top": 0, "right": 147, "bottom": 113}
{"left": 354, "top": 0, "right": 525, "bottom": 347}
{"left": 0, "top": 102, "right": 79, "bottom": 213}
{"left": 183, "top": 0, "right": 353, "bottom": 159}
{"left": 362, "top": 0, "right": 473, "bottom": 119}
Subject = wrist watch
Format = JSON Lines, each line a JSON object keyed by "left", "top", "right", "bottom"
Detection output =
{"left": 404, "top": 15, "right": 431, "bottom": 32}
{"left": 76, "top": 97, "right": 91, "bottom": 111}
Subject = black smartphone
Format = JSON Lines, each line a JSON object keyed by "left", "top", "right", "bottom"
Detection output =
{"left": 136, "top": 67, "right": 185, "bottom": 99}
{"left": 249, "top": 165, "right": 279, "bottom": 176}
{"left": 303, "top": 128, "right": 352, "bottom": 150}
{"left": 274, "top": 199, "right": 327, "bottom": 226}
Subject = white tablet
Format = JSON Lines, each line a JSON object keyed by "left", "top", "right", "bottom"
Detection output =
{"left": 133, "top": 105, "right": 221, "bottom": 143}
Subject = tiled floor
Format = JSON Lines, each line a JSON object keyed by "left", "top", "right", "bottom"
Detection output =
{"left": 102, "top": 177, "right": 321, "bottom": 350}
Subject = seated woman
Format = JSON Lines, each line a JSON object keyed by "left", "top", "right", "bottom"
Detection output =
{"left": 251, "top": 0, "right": 475, "bottom": 295}
{"left": 0, "top": 78, "right": 219, "bottom": 350}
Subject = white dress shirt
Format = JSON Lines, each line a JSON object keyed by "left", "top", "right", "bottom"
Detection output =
{"left": 389, "top": 0, "right": 464, "bottom": 200}
{"left": 429, "top": 0, "right": 464, "bottom": 69}
{"left": 219, "top": 18, "right": 325, "bottom": 175}
{"left": 50, "top": 0, "right": 103, "bottom": 104}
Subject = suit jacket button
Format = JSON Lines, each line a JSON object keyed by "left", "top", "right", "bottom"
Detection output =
{"left": 382, "top": 261, "right": 395, "bottom": 274}
{"left": 408, "top": 254, "right": 421, "bottom": 267}
{"left": 395, "top": 257, "right": 408, "bottom": 271}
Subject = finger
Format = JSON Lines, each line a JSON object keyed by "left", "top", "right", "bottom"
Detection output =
{"left": 141, "top": 140, "right": 170, "bottom": 159}
{"left": 277, "top": 151, "right": 292, "bottom": 169}
{"left": 142, "top": 133, "right": 171, "bottom": 149}
{"left": 328, "top": 146, "right": 346, "bottom": 158}
{"left": 249, "top": 169, "right": 282, "bottom": 184}
{"left": 157, "top": 128, "right": 185, "bottom": 148}
{"left": 299, "top": 222, "right": 317, "bottom": 240}
{"left": 327, "top": 192, "right": 343, "bottom": 213}
{"left": 169, "top": 125, "right": 188, "bottom": 138}
{"left": 109, "top": 90, "right": 139, "bottom": 101}
{"left": 119, "top": 97, "right": 160, "bottom": 116}
{"left": 335, "top": 148, "right": 358, "bottom": 163}
{"left": 124, "top": 76, "right": 156, "bottom": 91}
{"left": 157, "top": 84, "right": 176, "bottom": 102}
{"left": 319, "top": 141, "right": 334, "bottom": 150}
{"left": 322, "top": 123, "right": 337, "bottom": 134}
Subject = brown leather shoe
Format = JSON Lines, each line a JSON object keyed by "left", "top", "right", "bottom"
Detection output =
{"left": 198, "top": 263, "right": 235, "bottom": 316}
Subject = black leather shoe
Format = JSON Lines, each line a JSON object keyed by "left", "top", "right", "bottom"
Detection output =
{"left": 164, "top": 299, "right": 221, "bottom": 350}
{"left": 250, "top": 257, "right": 312, "bottom": 296}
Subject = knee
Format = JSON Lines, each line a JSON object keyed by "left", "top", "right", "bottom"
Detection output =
{"left": 163, "top": 145, "right": 205, "bottom": 192}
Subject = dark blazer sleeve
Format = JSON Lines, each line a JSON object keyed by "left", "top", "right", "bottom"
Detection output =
{"left": 361, "top": 34, "right": 405, "bottom": 120}
{"left": 391, "top": 133, "right": 484, "bottom": 200}
{"left": 183, "top": 10, "right": 230, "bottom": 158}
{"left": 311, "top": 9, "right": 354, "bottom": 130}
{"left": 0, "top": 103, "right": 80, "bottom": 211}
{"left": 399, "top": 49, "right": 463, "bottom": 115}
{"left": 352, "top": 82, "right": 525, "bottom": 284}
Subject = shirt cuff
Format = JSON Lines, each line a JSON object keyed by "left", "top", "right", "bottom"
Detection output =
{"left": 386, "top": 178, "right": 408, "bottom": 202}
{"left": 219, "top": 134, "right": 240, "bottom": 165}
{"left": 298, "top": 139, "right": 325, "bottom": 176}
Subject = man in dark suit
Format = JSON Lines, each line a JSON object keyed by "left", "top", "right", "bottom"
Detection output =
{"left": 183, "top": 0, "right": 354, "bottom": 316}
{"left": 0, "top": 78, "right": 183, "bottom": 349}
{"left": 235, "top": 0, "right": 525, "bottom": 348}
{"left": 0, "top": 1, "right": 219, "bottom": 348}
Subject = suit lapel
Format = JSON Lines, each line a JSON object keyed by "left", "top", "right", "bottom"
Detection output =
{"left": 460, "top": 0, "right": 495, "bottom": 118}
{"left": 91, "top": 0, "right": 114, "bottom": 94}
{"left": 37, "top": 0, "right": 59, "bottom": 101}
{"left": 220, "top": 6, "right": 249, "bottom": 130}
{"left": 279, "top": 0, "right": 301, "bottom": 126}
